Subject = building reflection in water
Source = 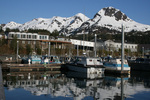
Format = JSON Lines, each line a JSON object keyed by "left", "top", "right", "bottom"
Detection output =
{"left": 2, "top": 70, "right": 150, "bottom": 100}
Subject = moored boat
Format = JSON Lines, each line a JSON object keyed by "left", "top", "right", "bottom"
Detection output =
{"left": 65, "top": 56, "right": 105, "bottom": 74}
{"left": 103, "top": 58, "right": 130, "bottom": 72}
{"left": 40, "top": 55, "right": 61, "bottom": 64}
{"left": 21, "top": 55, "right": 41, "bottom": 64}
{"left": 129, "top": 57, "right": 150, "bottom": 71}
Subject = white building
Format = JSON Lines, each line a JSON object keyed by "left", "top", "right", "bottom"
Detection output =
{"left": 70, "top": 39, "right": 94, "bottom": 47}
{"left": 104, "top": 40, "right": 137, "bottom": 52}
{"left": 4, "top": 32, "right": 138, "bottom": 53}
{"left": 6, "top": 32, "right": 49, "bottom": 40}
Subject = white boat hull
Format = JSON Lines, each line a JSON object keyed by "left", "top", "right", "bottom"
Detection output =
{"left": 67, "top": 64, "right": 105, "bottom": 74}
{"left": 105, "top": 66, "right": 130, "bottom": 71}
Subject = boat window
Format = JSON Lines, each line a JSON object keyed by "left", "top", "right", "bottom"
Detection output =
{"left": 89, "top": 60, "right": 92, "bottom": 62}
{"left": 50, "top": 57, "right": 53, "bottom": 62}
{"left": 78, "top": 58, "right": 82, "bottom": 61}
{"left": 97, "top": 60, "right": 100, "bottom": 61}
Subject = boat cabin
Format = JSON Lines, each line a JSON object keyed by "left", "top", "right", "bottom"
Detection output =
{"left": 72, "top": 56, "right": 103, "bottom": 66}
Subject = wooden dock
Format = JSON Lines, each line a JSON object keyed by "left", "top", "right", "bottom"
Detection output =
{"left": 2, "top": 63, "right": 62, "bottom": 72}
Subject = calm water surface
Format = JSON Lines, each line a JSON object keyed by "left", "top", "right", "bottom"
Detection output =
{"left": 2, "top": 70, "right": 150, "bottom": 100}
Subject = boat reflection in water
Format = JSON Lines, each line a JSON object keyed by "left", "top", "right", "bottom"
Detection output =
{"left": 2, "top": 70, "right": 150, "bottom": 100}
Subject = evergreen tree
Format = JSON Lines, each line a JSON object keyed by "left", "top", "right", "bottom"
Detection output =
{"left": 0, "top": 26, "right": 4, "bottom": 34}
{"left": 35, "top": 43, "right": 41, "bottom": 55}
{"left": 10, "top": 28, "right": 20, "bottom": 32}
{"left": 50, "top": 30, "right": 59, "bottom": 38}
{"left": 5, "top": 28, "right": 11, "bottom": 32}
{"left": 26, "top": 44, "right": 32, "bottom": 55}
{"left": 10, "top": 36, "right": 17, "bottom": 52}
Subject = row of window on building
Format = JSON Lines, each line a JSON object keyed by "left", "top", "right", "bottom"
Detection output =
{"left": 7, "top": 32, "right": 49, "bottom": 40}
{"left": 5, "top": 32, "right": 138, "bottom": 52}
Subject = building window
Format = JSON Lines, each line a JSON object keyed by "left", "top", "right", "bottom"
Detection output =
{"left": 42, "top": 36, "right": 44, "bottom": 39}
{"left": 28, "top": 35, "right": 31, "bottom": 39}
{"left": 45, "top": 36, "right": 47, "bottom": 40}
{"left": 32, "top": 35, "right": 37, "bottom": 39}
{"left": 21, "top": 34, "right": 26, "bottom": 38}
{"left": 17, "top": 34, "right": 20, "bottom": 38}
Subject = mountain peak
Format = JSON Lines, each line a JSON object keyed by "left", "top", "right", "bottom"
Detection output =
{"left": 2, "top": 21, "right": 21, "bottom": 31}
{"left": 75, "top": 13, "right": 86, "bottom": 18}
{"left": 74, "top": 13, "right": 89, "bottom": 21}
{"left": 98, "top": 7, "right": 129, "bottom": 21}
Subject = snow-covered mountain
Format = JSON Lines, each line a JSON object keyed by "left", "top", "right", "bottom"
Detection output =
{"left": 2, "top": 21, "right": 22, "bottom": 31}
{"left": 80, "top": 7, "right": 150, "bottom": 33}
{"left": 1, "top": 7, "right": 150, "bottom": 34}
{"left": 2, "top": 13, "right": 89, "bottom": 33}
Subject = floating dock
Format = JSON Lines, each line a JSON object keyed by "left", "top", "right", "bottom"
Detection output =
{"left": 1, "top": 63, "right": 62, "bottom": 72}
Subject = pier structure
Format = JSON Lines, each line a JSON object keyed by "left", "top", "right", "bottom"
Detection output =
{"left": 2, "top": 64, "right": 62, "bottom": 72}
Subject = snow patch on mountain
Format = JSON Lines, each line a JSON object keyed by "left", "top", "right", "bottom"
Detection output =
{"left": 82, "top": 7, "right": 150, "bottom": 32}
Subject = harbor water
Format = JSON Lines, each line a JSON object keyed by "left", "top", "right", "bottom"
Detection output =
{"left": 1, "top": 66, "right": 150, "bottom": 100}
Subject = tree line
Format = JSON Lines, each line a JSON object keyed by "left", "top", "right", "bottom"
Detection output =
{"left": 71, "top": 30, "right": 150, "bottom": 44}
{"left": 1, "top": 27, "right": 150, "bottom": 44}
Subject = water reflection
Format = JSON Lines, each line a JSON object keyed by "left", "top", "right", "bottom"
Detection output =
{"left": 0, "top": 65, "right": 5, "bottom": 100}
{"left": 2, "top": 70, "right": 150, "bottom": 100}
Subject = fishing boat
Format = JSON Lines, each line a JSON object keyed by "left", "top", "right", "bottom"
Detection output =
{"left": 103, "top": 58, "right": 130, "bottom": 72}
{"left": 21, "top": 55, "right": 41, "bottom": 64}
{"left": 65, "top": 56, "right": 105, "bottom": 74}
{"left": 40, "top": 55, "right": 61, "bottom": 64}
{"left": 128, "top": 56, "right": 150, "bottom": 71}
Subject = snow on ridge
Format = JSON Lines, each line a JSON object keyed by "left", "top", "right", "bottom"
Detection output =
{"left": 2, "top": 7, "right": 150, "bottom": 33}
{"left": 75, "top": 13, "right": 89, "bottom": 21}
{"left": 18, "top": 13, "right": 90, "bottom": 33}
{"left": 2, "top": 21, "right": 22, "bottom": 31}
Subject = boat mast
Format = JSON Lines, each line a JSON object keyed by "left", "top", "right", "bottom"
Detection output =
{"left": 48, "top": 42, "right": 51, "bottom": 57}
{"left": 95, "top": 34, "right": 97, "bottom": 57}
{"left": 121, "top": 24, "right": 124, "bottom": 71}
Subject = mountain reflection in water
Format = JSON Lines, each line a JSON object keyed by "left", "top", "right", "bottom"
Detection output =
{"left": 2, "top": 71, "right": 150, "bottom": 100}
